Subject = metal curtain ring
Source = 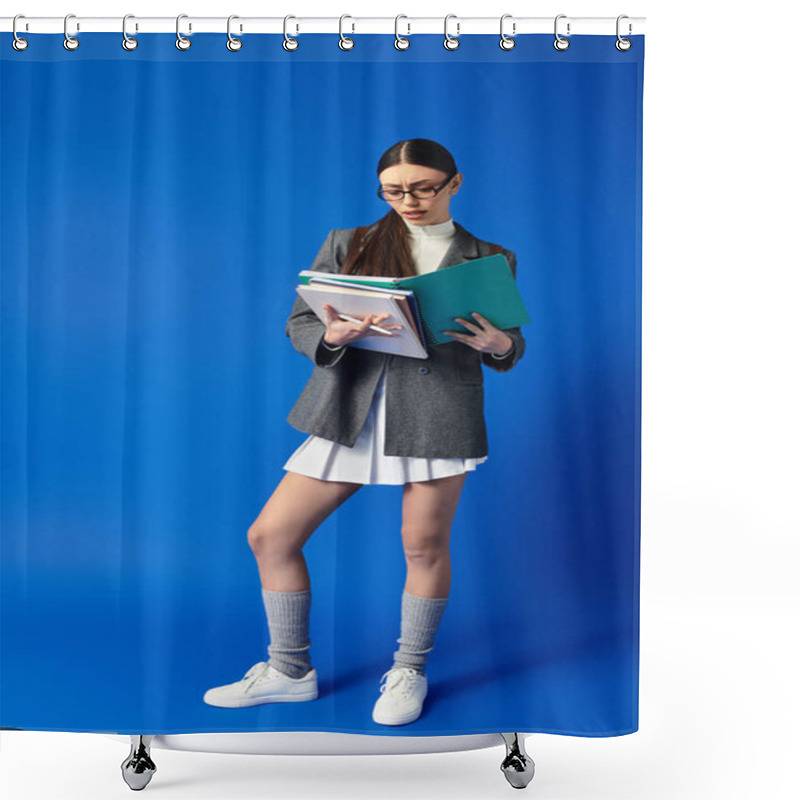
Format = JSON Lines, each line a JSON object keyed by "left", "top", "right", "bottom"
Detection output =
{"left": 444, "top": 14, "right": 460, "bottom": 50}
{"left": 64, "top": 13, "right": 79, "bottom": 50}
{"left": 122, "top": 14, "right": 138, "bottom": 51}
{"left": 339, "top": 14, "right": 354, "bottom": 50}
{"left": 12, "top": 14, "right": 29, "bottom": 51}
{"left": 499, "top": 13, "right": 516, "bottom": 50}
{"left": 227, "top": 15, "right": 243, "bottom": 51}
{"left": 616, "top": 15, "right": 632, "bottom": 51}
{"left": 176, "top": 13, "right": 191, "bottom": 50}
{"left": 283, "top": 15, "right": 299, "bottom": 51}
{"left": 394, "top": 14, "right": 410, "bottom": 50}
{"left": 553, "top": 14, "right": 570, "bottom": 51}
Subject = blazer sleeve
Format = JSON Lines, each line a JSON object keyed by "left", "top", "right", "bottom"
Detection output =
{"left": 285, "top": 229, "right": 350, "bottom": 369}
{"left": 481, "top": 249, "right": 526, "bottom": 373}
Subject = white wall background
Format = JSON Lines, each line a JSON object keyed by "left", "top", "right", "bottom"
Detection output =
{"left": 2, "top": 1, "right": 798, "bottom": 798}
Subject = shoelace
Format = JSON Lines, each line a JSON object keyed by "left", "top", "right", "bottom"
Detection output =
{"left": 379, "top": 667, "right": 421, "bottom": 699}
{"left": 242, "top": 662, "right": 272, "bottom": 691}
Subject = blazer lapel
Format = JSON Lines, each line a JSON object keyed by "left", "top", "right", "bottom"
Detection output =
{"left": 436, "top": 221, "right": 481, "bottom": 270}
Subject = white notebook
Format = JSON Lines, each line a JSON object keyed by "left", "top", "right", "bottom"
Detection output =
{"left": 295, "top": 283, "right": 429, "bottom": 359}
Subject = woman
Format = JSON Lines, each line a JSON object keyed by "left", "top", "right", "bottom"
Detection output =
{"left": 203, "top": 139, "right": 526, "bottom": 726}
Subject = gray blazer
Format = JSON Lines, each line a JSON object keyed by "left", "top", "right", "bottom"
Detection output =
{"left": 285, "top": 221, "right": 526, "bottom": 459}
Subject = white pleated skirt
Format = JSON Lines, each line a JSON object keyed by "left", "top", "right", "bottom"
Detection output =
{"left": 282, "top": 364, "right": 488, "bottom": 485}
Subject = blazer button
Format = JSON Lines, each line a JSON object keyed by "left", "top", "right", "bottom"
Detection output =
{"left": 418, "top": 367, "right": 429, "bottom": 374}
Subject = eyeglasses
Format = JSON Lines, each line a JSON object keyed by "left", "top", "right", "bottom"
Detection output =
{"left": 377, "top": 175, "right": 455, "bottom": 202}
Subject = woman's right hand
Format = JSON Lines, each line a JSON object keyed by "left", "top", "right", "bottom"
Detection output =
{"left": 321, "top": 304, "right": 403, "bottom": 347}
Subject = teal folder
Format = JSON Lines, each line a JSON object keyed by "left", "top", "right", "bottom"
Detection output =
{"left": 299, "top": 253, "right": 531, "bottom": 347}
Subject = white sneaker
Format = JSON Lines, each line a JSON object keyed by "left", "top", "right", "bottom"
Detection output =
{"left": 371, "top": 666, "right": 428, "bottom": 726}
{"left": 203, "top": 662, "right": 318, "bottom": 708}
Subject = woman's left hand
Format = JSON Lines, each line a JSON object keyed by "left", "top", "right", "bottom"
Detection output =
{"left": 442, "top": 312, "right": 513, "bottom": 357}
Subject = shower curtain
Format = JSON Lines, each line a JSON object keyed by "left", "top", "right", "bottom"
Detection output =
{"left": 0, "top": 28, "right": 644, "bottom": 737}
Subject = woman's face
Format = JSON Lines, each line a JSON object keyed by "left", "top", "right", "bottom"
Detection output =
{"left": 378, "top": 164, "right": 462, "bottom": 226}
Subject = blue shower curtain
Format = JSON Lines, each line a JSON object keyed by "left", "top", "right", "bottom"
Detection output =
{"left": 0, "top": 31, "right": 643, "bottom": 736}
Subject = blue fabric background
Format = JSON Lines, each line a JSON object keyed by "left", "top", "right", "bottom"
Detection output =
{"left": 0, "top": 33, "right": 643, "bottom": 736}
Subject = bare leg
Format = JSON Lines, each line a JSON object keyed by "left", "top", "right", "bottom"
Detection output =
{"left": 400, "top": 472, "right": 468, "bottom": 598}
{"left": 248, "top": 471, "right": 362, "bottom": 591}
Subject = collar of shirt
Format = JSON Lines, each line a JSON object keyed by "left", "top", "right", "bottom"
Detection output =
{"left": 401, "top": 215, "right": 456, "bottom": 238}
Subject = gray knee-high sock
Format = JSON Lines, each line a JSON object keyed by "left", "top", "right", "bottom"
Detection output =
{"left": 262, "top": 588, "right": 313, "bottom": 679}
{"left": 392, "top": 590, "right": 449, "bottom": 676}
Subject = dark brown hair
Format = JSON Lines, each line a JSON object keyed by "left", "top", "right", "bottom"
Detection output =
{"left": 339, "top": 139, "right": 458, "bottom": 278}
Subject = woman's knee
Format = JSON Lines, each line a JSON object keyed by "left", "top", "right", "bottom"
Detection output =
{"left": 247, "top": 518, "right": 304, "bottom": 562}
{"left": 400, "top": 525, "right": 450, "bottom": 568}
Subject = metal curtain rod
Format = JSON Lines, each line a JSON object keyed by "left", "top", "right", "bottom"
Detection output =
{"left": 1, "top": 15, "right": 646, "bottom": 36}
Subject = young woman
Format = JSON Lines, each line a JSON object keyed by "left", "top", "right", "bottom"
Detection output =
{"left": 204, "top": 138, "right": 526, "bottom": 726}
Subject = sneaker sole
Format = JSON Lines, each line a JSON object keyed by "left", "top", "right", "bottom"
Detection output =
{"left": 372, "top": 707, "right": 422, "bottom": 726}
{"left": 204, "top": 688, "right": 318, "bottom": 708}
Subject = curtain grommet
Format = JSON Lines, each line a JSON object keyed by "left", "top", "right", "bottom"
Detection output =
{"left": 122, "top": 15, "right": 138, "bottom": 51}
{"left": 553, "top": 14, "right": 570, "bottom": 51}
{"left": 443, "top": 14, "right": 460, "bottom": 50}
{"left": 499, "top": 14, "right": 516, "bottom": 50}
{"left": 64, "top": 13, "right": 79, "bottom": 51}
{"left": 227, "top": 15, "right": 243, "bottom": 52}
{"left": 12, "top": 14, "right": 29, "bottom": 51}
{"left": 615, "top": 15, "right": 632, "bottom": 51}
{"left": 175, "top": 14, "right": 191, "bottom": 50}
{"left": 339, "top": 15, "right": 355, "bottom": 50}
{"left": 394, "top": 15, "right": 410, "bottom": 50}
{"left": 283, "top": 15, "right": 299, "bottom": 51}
